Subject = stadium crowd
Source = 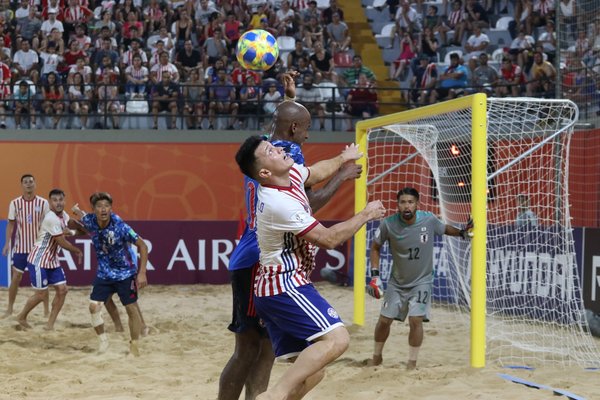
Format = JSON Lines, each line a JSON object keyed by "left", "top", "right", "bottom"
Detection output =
{"left": 0, "top": 0, "right": 597, "bottom": 129}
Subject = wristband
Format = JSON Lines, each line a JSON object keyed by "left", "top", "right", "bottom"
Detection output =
{"left": 284, "top": 95, "right": 296, "bottom": 101}
{"left": 371, "top": 269, "right": 380, "bottom": 277}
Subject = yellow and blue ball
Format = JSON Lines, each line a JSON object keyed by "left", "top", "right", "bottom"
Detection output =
{"left": 236, "top": 29, "right": 279, "bottom": 71}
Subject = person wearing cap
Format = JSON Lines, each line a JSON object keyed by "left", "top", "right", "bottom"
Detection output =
{"left": 41, "top": 7, "right": 64, "bottom": 37}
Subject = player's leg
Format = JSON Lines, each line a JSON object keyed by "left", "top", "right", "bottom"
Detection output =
{"left": 104, "top": 295, "right": 124, "bottom": 332}
{"left": 254, "top": 285, "right": 348, "bottom": 400}
{"left": 89, "top": 277, "right": 114, "bottom": 353}
{"left": 45, "top": 270, "right": 68, "bottom": 331}
{"left": 16, "top": 263, "right": 48, "bottom": 329}
{"left": 3, "top": 253, "right": 27, "bottom": 317}
{"left": 369, "top": 280, "right": 404, "bottom": 366}
{"left": 405, "top": 283, "right": 432, "bottom": 370}
{"left": 116, "top": 275, "right": 142, "bottom": 356}
{"left": 219, "top": 265, "right": 274, "bottom": 400}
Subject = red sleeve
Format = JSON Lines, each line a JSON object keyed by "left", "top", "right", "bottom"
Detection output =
{"left": 297, "top": 220, "right": 319, "bottom": 237}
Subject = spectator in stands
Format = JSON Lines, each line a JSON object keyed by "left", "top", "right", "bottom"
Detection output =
{"left": 95, "top": 55, "right": 120, "bottom": 84}
{"left": 472, "top": 53, "right": 498, "bottom": 94}
{"left": 574, "top": 30, "right": 593, "bottom": 68}
{"left": 258, "top": 16, "right": 278, "bottom": 37}
{"left": 344, "top": 73, "right": 378, "bottom": 129}
{"left": 41, "top": 0, "right": 62, "bottom": 20}
{"left": 122, "top": 11, "right": 145, "bottom": 50}
{"left": 143, "top": 0, "right": 164, "bottom": 35}
{"left": 41, "top": 72, "right": 65, "bottom": 129}
{"left": 419, "top": 27, "right": 439, "bottom": 65}
{"left": 444, "top": 0, "right": 467, "bottom": 46}
{"left": 391, "top": 0, "right": 420, "bottom": 39}
{"left": 526, "top": 51, "right": 556, "bottom": 98}
{"left": 495, "top": 57, "right": 524, "bottom": 97}
{"left": 0, "top": 32, "right": 10, "bottom": 63}
{"left": 96, "top": 11, "right": 117, "bottom": 37}
{"left": 429, "top": 52, "right": 467, "bottom": 102}
{"left": 151, "top": 51, "right": 180, "bottom": 84}
{"left": 262, "top": 82, "right": 281, "bottom": 116}
{"left": 321, "top": 0, "right": 344, "bottom": 25}
{"left": 303, "top": 15, "right": 324, "bottom": 48}
{"left": 222, "top": 11, "right": 242, "bottom": 57}
{"left": 296, "top": 73, "right": 325, "bottom": 130}
{"left": 239, "top": 75, "right": 263, "bottom": 129}
{"left": 151, "top": 27, "right": 175, "bottom": 57}
{"left": 175, "top": 39, "right": 203, "bottom": 81}
{"left": 388, "top": 29, "right": 416, "bottom": 81}
{"left": 41, "top": 27, "right": 66, "bottom": 58}
{"left": 463, "top": 0, "right": 489, "bottom": 34}
{"left": 13, "top": 80, "right": 36, "bottom": 129}
{"left": 515, "top": 193, "right": 538, "bottom": 227}
{"left": 326, "top": 12, "right": 351, "bottom": 53}
{"left": 13, "top": 40, "right": 40, "bottom": 84}
{"left": 409, "top": 55, "right": 437, "bottom": 107}
{"left": 65, "top": 38, "right": 88, "bottom": 67}
{"left": 231, "top": 60, "right": 261, "bottom": 86}
{"left": 208, "top": 67, "right": 238, "bottom": 130}
{"left": 72, "top": 24, "right": 92, "bottom": 54}
{"left": 275, "top": 0, "right": 296, "bottom": 36}
{"left": 203, "top": 27, "right": 228, "bottom": 69}
{"left": 526, "top": 0, "right": 555, "bottom": 37}
{"left": 309, "top": 40, "right": 337, "bottom": 84}
{"left": 41, "top": 8, "right": 64, "bottom": 38}
{"left": 68, "top": 55, "right": 92, "bottom": 84}
{"left": 93, "top": 37, "right": 120, "bottom": 70}
{"left": 510, "top": 28, "right": 535, "bottom": 70}
{"left": 536, "top": 20, "right": 556, "bottom": 62}
{"left": 463, "top": 25, "right": 489, "bottom": 60}
{"left": 121, "top": 37, "right": 148, "bottom": 71}
{"left": 39, "top": 41, "right": 63, "bottom": 83}
{"left": 183, "top": 68, "right": 205, "bottom": 129}
{"left": 171, "top": 7, "right": 193, "bottom": 52}
{"left": 292, "top": 56, "right": 314, "bottom": 83}
{"left": 16, "top": 7, "right": 41, "bottom": 51}
{"left": 301, "top": 0, "right": 319, "bottom": 24}
{"left": 63, "top": 0, "right": 93, "bottom": 38}
{"left": 288, "top": 40, "right": 310, "bottom": 69}
{"left": 195, "top": 0, "right": 218, "bottom": 27}
{"left": 68, "top": 71, "right": 92, "bottom": 129}
{"left": 97, "top": 71, "right": 121, "bottom": 129}
{"left": 558, "top": 0, "right": 577, "bottom": 40}
{"left": 151, "top": 70, "right": 179, "bottom": 129}
{"left": 340, "top": 54, "right": 376, "bottom": 89}
{"left": 93, "top": 25, "right": 117, "bottom": 51}
{"left": 125, "top": 54, "right": 149, "bottom": 98}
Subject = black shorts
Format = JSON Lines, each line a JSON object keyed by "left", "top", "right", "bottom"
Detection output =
{"left": 227, "top": 263, "right": 267, "bottom": 336}
{"left": 90, "top": 275, "right": 138, "bottom": 306}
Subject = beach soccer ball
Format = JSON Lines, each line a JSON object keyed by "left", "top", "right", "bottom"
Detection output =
{"left": 236, "top": 29, "right": 279, "bottom": 71}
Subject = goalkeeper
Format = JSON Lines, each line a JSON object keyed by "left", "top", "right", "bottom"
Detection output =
{"left": 366, "top": 187, "right": 472, "bottom": 370}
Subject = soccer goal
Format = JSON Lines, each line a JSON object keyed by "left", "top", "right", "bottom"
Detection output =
{"left": 353, "top": 94, "right": 600, "bottom": 368}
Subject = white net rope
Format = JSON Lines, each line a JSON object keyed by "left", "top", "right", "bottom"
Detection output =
{"left": 364, "top": 97, "right": 600, "bottom": 368}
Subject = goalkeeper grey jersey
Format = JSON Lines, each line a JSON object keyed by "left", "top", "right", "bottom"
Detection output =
{"left": 374, "top": 210, "right": 445, "bottom": 288}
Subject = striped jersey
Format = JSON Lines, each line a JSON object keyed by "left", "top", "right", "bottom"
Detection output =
{"left": 7, "top": 196, "right": 49, "bottom": 253}
{"left": 27, "top": 210, "right": 69, "bottom": 269}
{"left": 228, "top": 139, "right": 305, "bottom": 271}
{"left": 254, "top": 164, "right": 318, "bottom": 297}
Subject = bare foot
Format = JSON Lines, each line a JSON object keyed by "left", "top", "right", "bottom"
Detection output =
{"left": 366, "top": 354, "right": 383, "bottom": 366}
{"left": 43, "top": 324, "right": 54, "bottom": 331}
{"left": 17, "top": 318, "right": 32, "bottom": 330}
{"left": 1, "top": 310, "right": 12, "bottom": 319}
{"left": 141, "top": 326, "right": 150, "bottom": 337}
{"left": 406, "top": 360, "right": 417, "bottom": 370}
{"left": 129, "top": 340, "right": 140, "bottom": 357}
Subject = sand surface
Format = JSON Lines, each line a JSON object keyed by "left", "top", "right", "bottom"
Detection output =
{"left": 1, "top": 283, "right": 598, "bottom": 400}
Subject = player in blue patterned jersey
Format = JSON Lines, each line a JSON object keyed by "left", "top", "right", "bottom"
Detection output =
{"left": 218, "top": 73, "right": 362, "bottom": 400}
{"left": 71, "top": 192, "right": 148, "bottom": 356}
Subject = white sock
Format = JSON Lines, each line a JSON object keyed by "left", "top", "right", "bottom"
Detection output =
{"left": 408, "top": 345, "right": 420, "bottom": 361}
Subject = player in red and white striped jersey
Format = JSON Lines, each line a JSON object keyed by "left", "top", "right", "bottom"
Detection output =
{"left": 16, "top": 189, "right": 82, "bottom": 330}
{"left": 235, "top": 135, "right": 385, "bottom": 399}
{"left": 2, "top": 174, "right": 49, "bottom": 318}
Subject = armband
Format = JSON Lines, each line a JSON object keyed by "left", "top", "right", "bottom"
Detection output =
{"left": 284, "top": 95, "right": 296, "bottom": 101}
{"left": 371, "top": 269, "right": 380, "bottom": 277}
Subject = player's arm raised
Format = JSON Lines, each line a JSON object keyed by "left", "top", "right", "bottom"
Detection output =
{"left": 302, "top": 200, "right": 385, "bottom": 249}
{"left": 306, "top": 162, "right": 362, "bottom": 213}
{"left": 305, "top": 143, "right": 363, "bottom": 187}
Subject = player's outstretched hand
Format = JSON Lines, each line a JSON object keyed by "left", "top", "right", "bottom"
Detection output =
{"left": 71, "top": 203, "right": 85, "bottom": 219}
{"left": 367, "top": 276, "right": 384, "bottom": 299}
{"left": 282, "top": 71, "right": 299, "bottom": 99}
{"left": 460, "top": 217, "right": 474, "bottom": 240}
{"left": 364, "top": 200, "right": 386, "bottom": 221}
{"left": 339, "top": 162, "right": 363, "bottom": 181}
{"left": 340, "top": 143, "right": 363, "bottom": 162}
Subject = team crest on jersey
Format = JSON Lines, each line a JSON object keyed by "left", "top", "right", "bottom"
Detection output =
{"left": 107, "top": 231, "right": 116, "bottom": 245}
{"left": 327, "top": 307, "right": 338, "bottom": 319}
{"left": 35, "top": 206, "right": 42, "bottom": 212}
{"left": 26, "top": 214, "right": 33, "bottom": 224}
{"left": 420, "top": 233, "right": 428, "bottom": 243}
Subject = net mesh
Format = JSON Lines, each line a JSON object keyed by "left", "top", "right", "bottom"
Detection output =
{"left": 364, "top": 97, "right": 600, "bottom": 367}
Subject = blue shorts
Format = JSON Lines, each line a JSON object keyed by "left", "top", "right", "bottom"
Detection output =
{"left": 12, "top": 253, "right": 29, "bottom": 273}
{"left": 90, "top": 275, "right": 138, "bottom": 306}
{"left": 254, "top": 284, "right": 344, "bottom": 360}
{"left": 227, "top": 263, "right": 267, "bottom": 336}
{"left": 29, "top": 263, "right": 67, "bottom": 290}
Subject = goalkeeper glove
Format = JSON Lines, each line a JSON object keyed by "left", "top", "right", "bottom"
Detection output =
{"left": 367, "top": 270, "right": 384, "bottom": 299}
{"left": 459, "top": 217, "right": 474, "bottom": 240}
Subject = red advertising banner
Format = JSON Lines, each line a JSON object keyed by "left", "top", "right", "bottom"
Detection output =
{"left": 56, "top": 220, "right": 349, "bottom": 286}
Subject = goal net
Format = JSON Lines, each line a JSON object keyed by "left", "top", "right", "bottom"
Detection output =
{"left": 353, "top": 94, "right": 600, "bottom": 368}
